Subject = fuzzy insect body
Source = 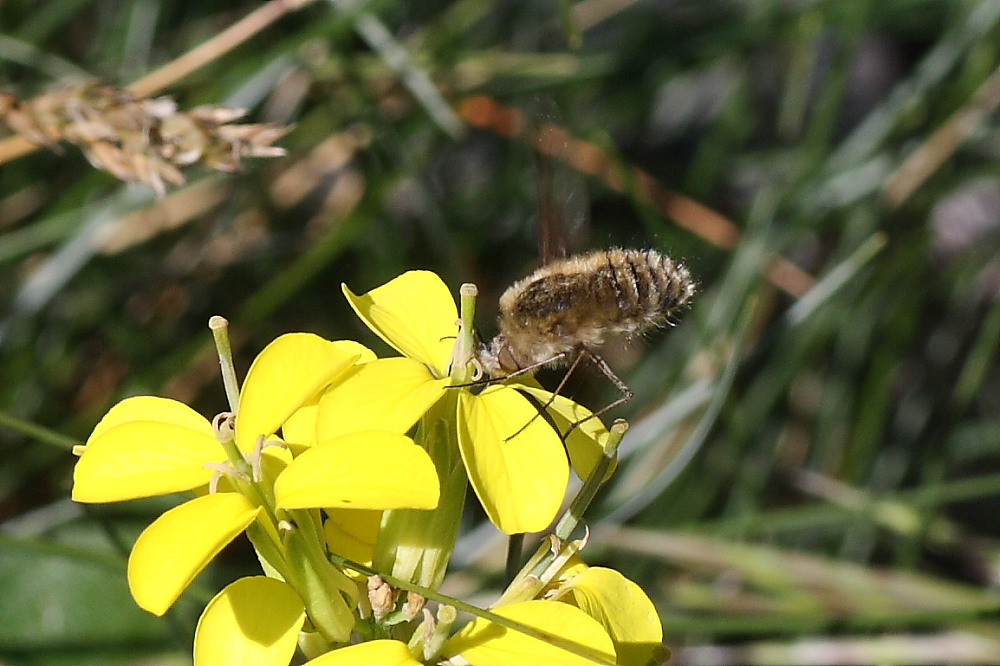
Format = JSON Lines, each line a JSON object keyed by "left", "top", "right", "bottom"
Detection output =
{"left": 478, "top": 247, "right": 695, "bottom": 377}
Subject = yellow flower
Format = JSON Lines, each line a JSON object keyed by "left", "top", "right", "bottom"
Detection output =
{"left": 73, "top": 332, "right": 440, "bottom": 617}
{"left": 329, "top": 270, "right": 608, "bottom": 535}
{"left": 195, "top": 595, "right": 616, "bottom": 666}
{"left": 441, "top": 600, "right": 617, "bottom": 666}
{"left": 547, "top": 557, "right": 665, "bottom": 666}
{"left": 194, "top": 576, "right": 305, "bottom": 666}
{"left": 321, "top": 507, "right": 383, "bottom": 567}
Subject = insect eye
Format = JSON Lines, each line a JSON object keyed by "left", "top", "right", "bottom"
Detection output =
{"left": 498, "top": 344, "right": 520, "bottom": 374}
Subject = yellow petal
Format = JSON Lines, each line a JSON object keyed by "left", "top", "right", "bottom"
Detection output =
{"left": 88, "top": 395, "right": 214, "bottom": 443}
{"left": 283, "top": 341, "right": 379, "bottom": 449}
{"left": 274, "top": 432, "right": 439, "bottom": 511}
{"left": 72, "top": 421, "right": 222, "bottom": 503}
{"left": 343, "top": 271, "right": 457, "bottom": 374}
{"left": 316, "top": 358, "right": 448, "bottom": 440}
{"left": 457, "top": 387, "right": 569, "bottom": 534}
{"left": 283, "top": 395, "right": 320, "bottom": 450}
{"left": 562, "top": 567, "right": 663, "bottom": 666}
{"left": 236, "top": 333, "right": 360, "bottom": 452}
{"left": 514, "top": 384, "right": 615, "bottom": 482}
{"left": 443, "top": 600, "right": 616, "bottom": 666}
{"left": 303, "top": 640, "right": 421, "bottom": 666}
{"left": 194, "top": 577, "right": 304, "bottom": 666}
{"left": 330, "top": 339, "right": 379, "bottom": 365}
{"left": 259, "top": 440, "right": 292, "bottom": 485}
{"left": 323, "top": 508, "right": 383, "bottom": 566}
{"left": 128, "top": 493, "right": 261, "bottom": 615}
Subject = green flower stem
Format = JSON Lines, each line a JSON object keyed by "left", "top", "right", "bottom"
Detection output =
{"left": 0, "top": 409, "right": 79, "bottom": 451}
{"left": 418, "top": 603, "right": 456, "bottom": 662}
{"left": 494, "top": 420, "right": 628, "bottom": 606}
{"left": 553, "top": 419, "right": 627, "bottom": 542}
{"left": 212, "top": 425, "right": 294, "bottom": 584}
{"left": 374, "top": 283, "right": 475, "bottom": 588}
{"left": 241, "top": 477, "right": 288, "bottom": 562}
{"left": 283, "top": 512, "right": 358, "bottom": 645}
{"left": 209, "top": 315, "right": 241, "bottom": 413}
{"left": 450, "top": 283, "right": 478, "bottom": 384}
{"left": 493, "top": 536, "right": 583, "bottom": 608}
{"left": 231, "top": 463, "right": 290, "bottom": 583}
{"left": 493, "top": 566, "right": 544, "bottom": 607}
{"left": 244, "top": 520, "right": 291, "bottom": 580}
{"left": 208, "top": 316, "right": 282, "bottom": 519}
{"left": 374, "top": 396, "right": 468, "bottom": 589}
{"left": 215, "top": 428, "right": 249, "bottom": 473}
{"left": 213, "top": 428, "right": 282, "bottom": 540}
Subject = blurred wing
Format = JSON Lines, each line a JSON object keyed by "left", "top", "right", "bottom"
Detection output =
{"left": 531, "top": 97, "right": 589, "bottom": 264}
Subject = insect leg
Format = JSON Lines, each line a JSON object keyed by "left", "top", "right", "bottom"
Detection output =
{"left": 507, "top": 349, "right": 638, "bottom": 441}
{"left": 566, "top": 352, "right": 634, "bottom": 430}
{"left": 502, "top": 350, "right": 587, "bottom": 442}
{"left": 544, "top": 349, "right": 587, "bottom": 405}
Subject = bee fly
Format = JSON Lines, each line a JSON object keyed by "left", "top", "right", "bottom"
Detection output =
{"left": 476, "top": 246, "right": 696, "bottom": 426}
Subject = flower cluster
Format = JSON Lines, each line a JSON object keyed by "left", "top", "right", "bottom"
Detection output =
{"left": 0, "top": 81, "right": 287, "bottom": 195}
{"left": 72, "top": 270, "right": 665, "bottom": 665}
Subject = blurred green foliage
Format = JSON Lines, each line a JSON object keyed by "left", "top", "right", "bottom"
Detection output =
{"left": 3, "top": 0, "right": 1000, "bottom": 664}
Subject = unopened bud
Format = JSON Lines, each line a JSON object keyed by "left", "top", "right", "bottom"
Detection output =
{"left": 367, "top": 575, "right": 397, "bottom": 621}
{"left": 403, "top": 591, "right": 426, "bottom": 621}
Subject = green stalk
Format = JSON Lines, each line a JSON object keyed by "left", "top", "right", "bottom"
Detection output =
{"left": 283, "top": 520, "right": 357, "bottom": 646}
{"left": 554, "top": 419, "right": 627, "bottom": 542}
{"left": 451, "top": 283, "right": 478, "bottom": 384}
{"left": 373, "top": 283, "right": 478, "bottom": 588}
{"left": 494, "top": 420, "right": 628, "bottom": 607}
{"left": 209, "top": 315, "right": 241, "bottom": 413}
